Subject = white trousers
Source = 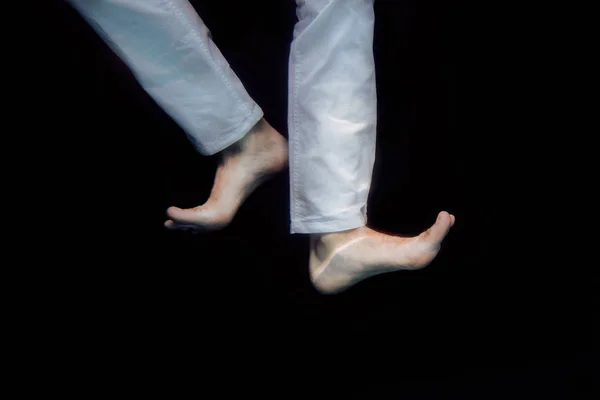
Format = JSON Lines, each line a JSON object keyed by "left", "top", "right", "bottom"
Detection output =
{"left": 69, "top": 0, "right": 377, "bottom": 234}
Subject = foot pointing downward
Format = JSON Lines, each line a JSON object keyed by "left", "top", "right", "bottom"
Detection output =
{"left": 164, "top": 119, "right": 288, "bottom": 232}
{"left": 309, "top": 211, "right": 456, "bottom": 294}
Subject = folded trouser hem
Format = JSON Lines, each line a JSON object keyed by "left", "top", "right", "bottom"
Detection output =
{"left": 197, "top": 104, "right": 264, "bottom": 156}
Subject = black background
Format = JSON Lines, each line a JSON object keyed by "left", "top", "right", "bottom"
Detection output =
{"left": 36, "top": 0, "right": 592, "bottom": 397}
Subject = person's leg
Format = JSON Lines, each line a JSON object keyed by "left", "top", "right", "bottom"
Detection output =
{"left": 68, "top": 0, "right": 287, "bottom": 231}
{"left": 290, "top": 0, "right": 455, "bottom": 293}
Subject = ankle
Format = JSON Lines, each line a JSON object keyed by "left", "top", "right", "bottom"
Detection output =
{"left": 249, "top": 118, "right": 271, "bottom": 134}
{"left": 244, "top": 119, "right": 280, "bottom": 145}
{"left": 311, "top": 226, "right": 364, "bottom": 247}
{"left": 220, "top": 119, "right": 269, "bottom": 156}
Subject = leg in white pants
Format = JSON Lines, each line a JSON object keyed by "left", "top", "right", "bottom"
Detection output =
{"left": 291, "top": 1, "right": 454, "bottom": 294}
{"left": 68, "top": 0, "right": 288, "bottom": 231}
{"left": 289, "top": 0, "right": 377, "bottom": 234}
{"left": 68, "top": 0, "right": 263, "bottom": 156}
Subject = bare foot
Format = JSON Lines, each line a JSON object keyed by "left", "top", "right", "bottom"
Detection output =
{"left": 164, "top": 119, "right": 288, "bottom": 232}
{"left": 309, "top": 211, "right": 456, "bottom": 294}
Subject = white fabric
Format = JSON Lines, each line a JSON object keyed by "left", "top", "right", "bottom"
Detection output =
{"left": 68, "top": 0, "right": 264, "bottom": 156}
{"left": 289, "top": 0, "right": 377, "bottom": 233}
{"left": 69, "top": 0, "right": 377, "bottom": 235}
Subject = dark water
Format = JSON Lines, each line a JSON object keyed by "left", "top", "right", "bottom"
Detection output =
{"left": 38, "top": 0, "right": 591, "bottom": 397}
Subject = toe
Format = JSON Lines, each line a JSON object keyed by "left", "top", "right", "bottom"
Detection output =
{"left": 164, "top": 219, "right": 190, "bottom": 232}
{"left": 166, "top": 205, "right": 231, "bottom": 231}
{"left": 420, "top": 211, "right": 453, "bottom": 244}
{"left": 167, "top": 206, "right": 202, "bottom": 225}
{"left": 164, "top": 220, "right": 206, "bottom": 234}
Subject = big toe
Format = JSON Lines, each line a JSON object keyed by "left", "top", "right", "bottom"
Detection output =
{"left": 166, "top": 206, "right": 200, "bottom": 224}
{"left": 420, "top": 211, "right": 454, "bottom": 245}
{"left": 166, "top": 205, "right": 231, "bottom": 230}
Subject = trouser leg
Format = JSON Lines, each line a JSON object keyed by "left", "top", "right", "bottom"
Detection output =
{"left": 68, "top": 0, "right": 263, "bottom": 155}
{"left": 289, "top": 0, "right": 377, "bottom": 234}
